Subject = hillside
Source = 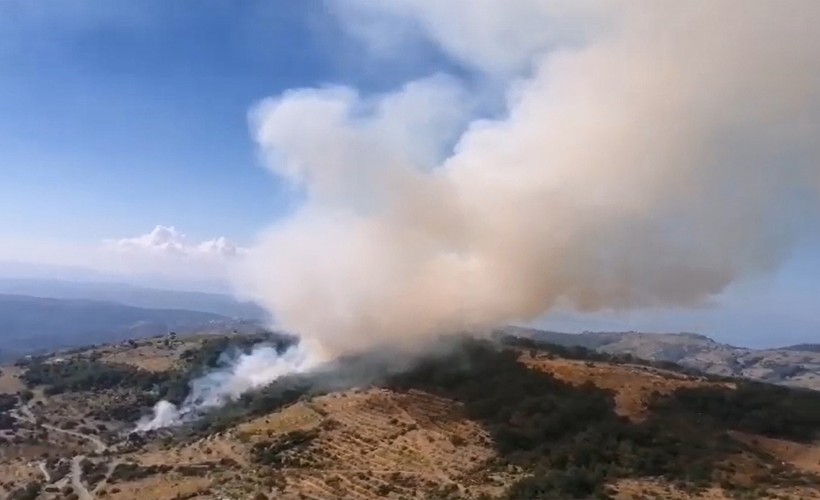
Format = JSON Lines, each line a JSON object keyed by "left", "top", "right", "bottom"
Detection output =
{"left": 783, "top": 344, "right": 820, "bottom": 353}
{"left": 511, "top": 327, "right": 820, "bottom": 391}
{"left": 1, "top": 332, "right": 820, "bottom": 499}
{"left": 0, "top": 294, "right": 239, "bottom": 361}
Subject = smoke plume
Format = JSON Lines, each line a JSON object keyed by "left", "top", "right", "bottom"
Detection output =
{"left": 136, "top": 2, "right": 820, "bottom": 430}
{"left": 232, "top": 1, "right": 820, "bottom": 356}
{"left": 136, "top": 342, "right": 321, "bottom": 431}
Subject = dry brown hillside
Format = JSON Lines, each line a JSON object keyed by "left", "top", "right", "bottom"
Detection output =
{"left": 1, "top": 333, "right": 819, "bottom": 499}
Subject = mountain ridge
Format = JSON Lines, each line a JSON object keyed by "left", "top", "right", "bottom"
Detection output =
{"left": 510, "top": 327, "right": 820, "bottom": 390}
{"left": 0, "top": 278, "right": 267, "bottom": 319}
{"left": 0, "top": 293, "right": 248, "bottom": 361}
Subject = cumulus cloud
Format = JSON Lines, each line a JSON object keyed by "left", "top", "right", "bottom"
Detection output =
{"left": 0, "top": 226, "right": 248, "bottom": 291}
{"left": 110, "top": 225, "right": 243, "bottom": 259}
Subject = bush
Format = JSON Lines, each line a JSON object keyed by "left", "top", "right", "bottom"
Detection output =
{"left": 9, "top": 481, "right": 41, "bottom": 500}
{"left": 651, "top": 381, "right": 820, "bottom": 442}
{"left": 22, "top": 359, "right": 167, "bottom": 394}
{"left": 0, "top": 413, "right": 17, "bottom": 430}
{"left": 251, "top": 429, "right": 319, "bottom": 467}
{"left": 0, "top": 394, "right": 17, "bottom": 412}
{"left": 109, "top": 463, "right": 172, "bottom": 483}
{"left": 179, "top": 333, "right": 295, "bottom": 374}
{"left": 383, "top": 339, "right": 815, "bottom": 499}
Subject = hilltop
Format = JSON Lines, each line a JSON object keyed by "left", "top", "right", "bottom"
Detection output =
{"left": 0, "top": 331, "right": 820, "bottom": 499}
{"left": 510, "top": 327, "right": 820, "bottom": 391}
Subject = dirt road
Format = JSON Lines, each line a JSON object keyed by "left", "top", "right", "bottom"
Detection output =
{"left": 72, "top": 455, "right": 93, "bottom": 500}
{"left": 11, "top": 401, "right": 106, "bottom": 499}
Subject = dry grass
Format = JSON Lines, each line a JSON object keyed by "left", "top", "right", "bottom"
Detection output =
{"left": 252, "top": 389, "right": 508, "bottom": 499}
{"left": 731, "top": 431, "right": 820, "bottom": 475}
{"left": 111, "top": 388, "right": 511, "bottom": 499}
{"left": 0, "top": 460, "right": 40, "bottom": 496}
{"left": 99, "top": 350, "right": 179, "bottom": 373}
{"left": 237, "top": 400, "right": 325, "bottom": 437}
{"left": 520, "top": 352, "right": 731, "bottom": 420}
{"left": 101, "top": 474, "right": 212, "bottom": 500}
{"left": 613, "top": 478, "right": 731, "bottom": 499}
{"left": 93, "top": 337, "right": 201, "bottom": 373}
{"left": 0, "top": 366, "right": 24, "bottom": 394}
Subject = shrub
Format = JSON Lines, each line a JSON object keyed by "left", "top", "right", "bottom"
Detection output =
{"left": 651, "top": 381, "right": 820, "bottom": 442}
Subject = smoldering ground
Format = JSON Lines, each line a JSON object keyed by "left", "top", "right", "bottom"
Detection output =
{"left": 136, "top": 332, "right": 500, "bottom": 432}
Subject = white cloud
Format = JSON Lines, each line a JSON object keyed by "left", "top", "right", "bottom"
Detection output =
{"left": 0, "top": 247, "right": 232, "bottom": 294}
{"left": 109, "top": 225, "right": 243, "bottom": 259}
{"left": 196, "top": 237, "right": 241, "bottom": 258}
{"left": 0, "top": 227, "right": 246, "bottom": 292}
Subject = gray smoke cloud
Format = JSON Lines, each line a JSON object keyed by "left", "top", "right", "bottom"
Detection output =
{"left": 232, "top": 1, "right": 820, "bottom": 357}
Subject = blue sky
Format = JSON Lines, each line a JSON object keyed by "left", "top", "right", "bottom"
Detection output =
{"left": 2, "top": 1, "right": 305, "bottom": 244}
{"left": 0, "top": 0, "right": 444, "bottom": 245}
{"left": 1, "top": 1, "right": 819, "bottom": 347}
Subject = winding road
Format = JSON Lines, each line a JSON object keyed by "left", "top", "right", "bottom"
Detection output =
{"left": 71, "top": 456, "right": 93, "bottom": 500}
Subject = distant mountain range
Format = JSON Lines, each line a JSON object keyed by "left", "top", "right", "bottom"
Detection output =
{"left": 0, "top": 294, "right": 259, "bottom": 360}
{"left": 0, "top": 278, "right": 271, "bottom": 361}
{"left": 0, "top": 260, "right": 233, "bottom": 294}
{"left": 509, "top": 327, "right": 820, "bottom": 390}
{"left": 781, "top": 343, "right": 820, "bottom": 353}
{"left": 0, "top": 278, "right": 268, "bottom": 320}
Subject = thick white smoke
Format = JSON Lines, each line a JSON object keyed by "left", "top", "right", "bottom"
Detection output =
{"left": 136, "top": 342, "right": 321, "bottom": 431}
{"left": 233, "top": 1, "right": 820, "bottom": 355}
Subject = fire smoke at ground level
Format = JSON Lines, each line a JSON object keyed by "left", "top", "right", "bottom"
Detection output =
{"left": 136, "top": 342, "right": 321, "bottom": 431}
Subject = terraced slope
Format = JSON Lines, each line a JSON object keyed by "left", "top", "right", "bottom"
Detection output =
{"left": 2, "top": 333, "right": 820, "bottom": 499}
